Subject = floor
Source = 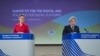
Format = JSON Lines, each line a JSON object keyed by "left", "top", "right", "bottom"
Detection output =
{"left": 35, "top": 46, "right": 62, "bottom": 56}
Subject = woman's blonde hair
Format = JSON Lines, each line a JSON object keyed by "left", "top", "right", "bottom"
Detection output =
{"left": 18, "top": 14, "right": 25, "bottom": 18}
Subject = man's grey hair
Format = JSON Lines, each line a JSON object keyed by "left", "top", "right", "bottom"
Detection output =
{"left": 68, "top": 16, "right": 77, "bottom": 22}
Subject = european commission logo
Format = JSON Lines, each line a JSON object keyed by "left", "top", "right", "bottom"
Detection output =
{"left": 0, "top": 49, "right": 10, "bottom": 56}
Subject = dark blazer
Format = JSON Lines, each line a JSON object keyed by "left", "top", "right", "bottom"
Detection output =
{"left": 62, "top": 25, "right": 80, "bottom": 35}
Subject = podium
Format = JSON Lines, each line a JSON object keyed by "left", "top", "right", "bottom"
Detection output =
{"left": 0, "top": 34, "right": 34, "bottom": 56}
{"left": 62, "top": 33, "right": 100, "bottom": 56}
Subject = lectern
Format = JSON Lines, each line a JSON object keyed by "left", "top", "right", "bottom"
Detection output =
{"left": 62, "top": 33, "right": 100, "bottom": 56}
{"left": 0, "top": 33, "right": 34, "bottom": 56}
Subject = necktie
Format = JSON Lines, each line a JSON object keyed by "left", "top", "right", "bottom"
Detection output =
{"left": 72, "top": 26, "right": 74, "bottom": 31}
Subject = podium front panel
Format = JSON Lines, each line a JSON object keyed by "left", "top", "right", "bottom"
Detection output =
{"left": 0, "top": 34, "right": 34, "bottom": 56}
{"left": 62, "top": 33, "right": 100, "bottom": 56}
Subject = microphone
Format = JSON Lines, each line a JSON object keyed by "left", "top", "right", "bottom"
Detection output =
{"left": 84, "top": 28, "right": 89, "bottom": 33}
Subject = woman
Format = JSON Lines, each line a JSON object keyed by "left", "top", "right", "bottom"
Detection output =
{"left": 13, "top": 14, "right": 30, "bottom": 33}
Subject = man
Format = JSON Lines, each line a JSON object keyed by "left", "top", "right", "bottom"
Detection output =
{"left": 62, "top": 16, "right": 80, "bottom": 35}
{"left": 13, "top": 14, "right": 30, "bottom": 33}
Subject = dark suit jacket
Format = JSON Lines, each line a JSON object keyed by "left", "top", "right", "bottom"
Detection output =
{"left": 62, "top": 25, "right": 80, "bottom": 35}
